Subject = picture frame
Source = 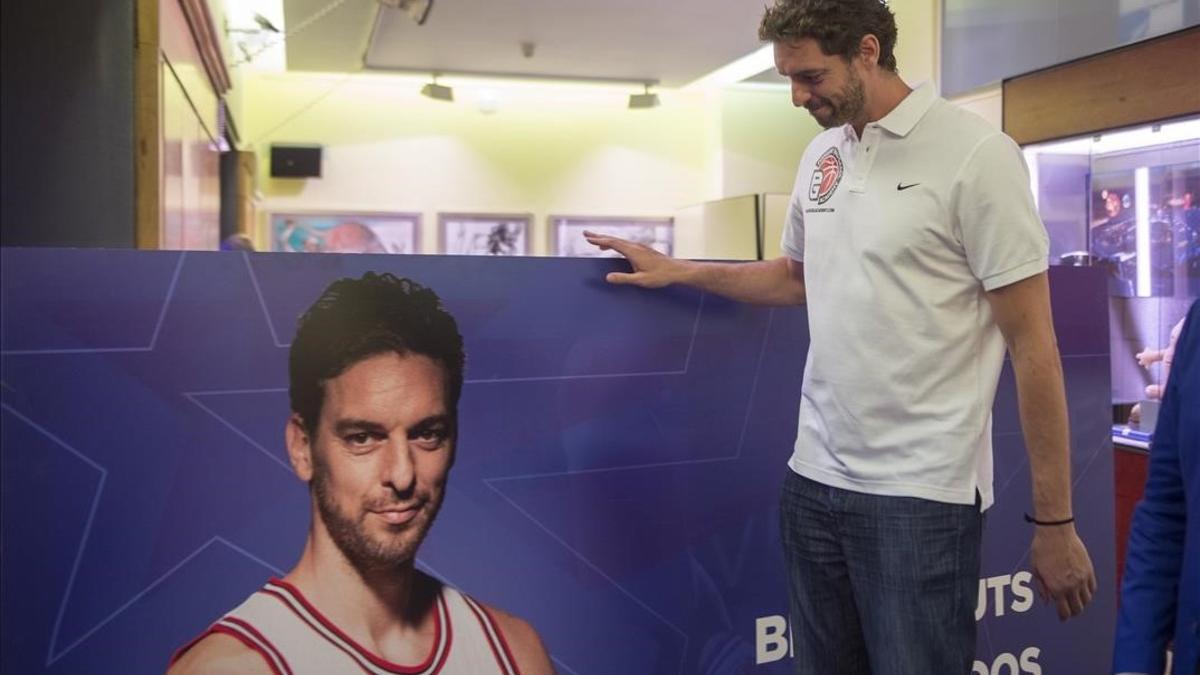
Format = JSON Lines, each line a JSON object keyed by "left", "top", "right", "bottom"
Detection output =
{"left": 439, "top": 213, "right": 531, "bottom": 256}
{"left": 550, "top": 215, "right": 673, "bottom": 257}
{"left": 269, "top": 211, "right": 421, "bottom": 254}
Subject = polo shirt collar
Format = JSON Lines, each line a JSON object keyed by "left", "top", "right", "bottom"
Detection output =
{"left": 875, "top": 80, "right": 936, "bottom": 137}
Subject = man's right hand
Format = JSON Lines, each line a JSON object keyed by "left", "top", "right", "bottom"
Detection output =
{"left": 584, "top": 232, "right": 806, "bottom": 306}
{"left": 583, "top": 231, "right": 683, "bottom": 288}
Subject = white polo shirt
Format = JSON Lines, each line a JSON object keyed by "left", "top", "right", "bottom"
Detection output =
{"left": 781, "top": 81, "right": 1048, "bottom": 509}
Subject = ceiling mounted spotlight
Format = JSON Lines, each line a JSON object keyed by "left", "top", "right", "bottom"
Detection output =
{"left": 628, "top": 83, "right": 660, "bottom": 110}
{"left": 225, "top": 12, "right": 280, "bottom": 35}
{"left": 252, "top": 13, "right": 281, "bottom": 33}
{"left": 421, "top": 75, "right": 453, "bottom": 102}
{"left": 376, "top": 0, "right": 435, "bottom": 26}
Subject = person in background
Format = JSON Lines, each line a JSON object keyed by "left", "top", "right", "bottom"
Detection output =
{"left": 1114, "top": 299, "right": 1199, "bottom": 675}
{"left": 220, "top": 233, "right": 256, "bottom": 252}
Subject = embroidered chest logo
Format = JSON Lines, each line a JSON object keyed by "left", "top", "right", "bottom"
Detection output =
{"left": 809, "top": 147, "right": 843, "bottom": 205}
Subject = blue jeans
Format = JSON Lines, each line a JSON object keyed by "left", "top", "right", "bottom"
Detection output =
{"left": 779, "top": 471, "right": 983, "bottom": 675}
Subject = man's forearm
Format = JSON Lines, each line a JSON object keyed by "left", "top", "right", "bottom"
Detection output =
{"left": 988, "top": 274, "right": 1095, "bottom": 620}
{"left": 1011, "top": 336, "right": 1073, "bottom": 520}
{"left": 674, "top": 257, "right": 806, "bottom": 306}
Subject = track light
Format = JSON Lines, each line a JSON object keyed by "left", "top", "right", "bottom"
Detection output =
{"left": 376, "top": 0, "right": 435, "bottom": 26}
{"left": 253, "top": 13, "right": 281, "bottom": 32}
{"left": 421, "top": 75, "right": 454, "bottom": 102}
{"left": 628, "top": 83, "right": 660, "bottom": 109}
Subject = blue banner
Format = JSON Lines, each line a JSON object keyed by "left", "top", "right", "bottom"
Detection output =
{"left": 0, "top": 249, "right": 1113, "bottom": 673}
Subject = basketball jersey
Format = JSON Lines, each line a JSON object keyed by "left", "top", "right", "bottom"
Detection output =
{"left": 172, "top": 578, "right": 522, "bottom": 674}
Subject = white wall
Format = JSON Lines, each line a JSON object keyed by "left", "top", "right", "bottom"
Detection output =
{"left": 947, "top": 83, "right": 1004, "bottom": 129}
{"left": 718, "top": 87, "right": 820, "bottom": 198}
{"left": 244, "top": 72, "right": 720, "bottom": 255}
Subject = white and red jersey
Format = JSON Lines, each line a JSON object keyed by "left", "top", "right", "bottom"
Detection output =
{"left": 171, "top": 578, "right": 522, "bottom": 675}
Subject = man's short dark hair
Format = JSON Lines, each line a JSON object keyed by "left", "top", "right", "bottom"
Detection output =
{"left": 288, "top": 272, "right": 466, "bottom": 435}
{"left": 759, "top": 0, "right": 899, "bottom": 72}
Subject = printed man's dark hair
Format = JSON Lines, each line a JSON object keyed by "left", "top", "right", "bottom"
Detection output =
{"left": 759, "top": 0, "right": 899, "bottom": 72}
{"left": 288, "top": 272, "right": 466, "bottom": 435}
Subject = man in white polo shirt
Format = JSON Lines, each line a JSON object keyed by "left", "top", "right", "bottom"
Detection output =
{"left": 585, "top": 0, "right": 1096, "bottom": 672}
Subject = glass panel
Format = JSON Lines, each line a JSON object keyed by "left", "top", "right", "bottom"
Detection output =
{"left": 1022, "top": 116, "right": 1200, "bottom": 412}
{"left": 1024, "top": 116, "right": 1200, "bottom": 298}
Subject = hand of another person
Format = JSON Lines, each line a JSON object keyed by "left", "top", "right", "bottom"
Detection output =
{"left": 1135, "top": 347, "right": 1163, "bottom": 368}
{"left": 1144, "top": 384, "right": 1163, "bottom": 400}
{"left": 583, "top": 231, "right": 681, "bottom": 288}
{"left": 1030, "top": 525, "right": 1097, "bottom": 621}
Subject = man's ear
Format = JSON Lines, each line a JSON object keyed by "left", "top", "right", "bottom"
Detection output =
{"left": 857, "top": 34, "right": 881, "bottom": 69}
{"left": 285, "top": 414, "right": 315, "bottom": 482}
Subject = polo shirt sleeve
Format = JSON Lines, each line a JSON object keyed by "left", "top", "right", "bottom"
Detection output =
{"left": 781, "top": 169, "right": 806, "bottom": 261}
{"left": 953, "top": 132, "right": 1049, "bottom": 291}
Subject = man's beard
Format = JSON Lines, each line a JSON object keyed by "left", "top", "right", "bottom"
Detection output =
{"left": 312, "top": 463, "right": 443, "bottom": 573}
{"left": 809, "top": 68, "right": 866, "bottom": 129}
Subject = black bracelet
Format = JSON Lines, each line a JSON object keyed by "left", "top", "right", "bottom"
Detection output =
{"left": 1024, "top": 513, "right": 1075, "bottom": 526}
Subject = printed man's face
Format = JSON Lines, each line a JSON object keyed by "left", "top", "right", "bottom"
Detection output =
{"left": 290, "top": 352, "right": 454, "bottom": 571}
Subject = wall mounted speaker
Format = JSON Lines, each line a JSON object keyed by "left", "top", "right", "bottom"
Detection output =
{"left": 270, "top": 145, "right": 322, "bottom": 178}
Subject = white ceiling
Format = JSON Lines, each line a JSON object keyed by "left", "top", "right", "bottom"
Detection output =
{"left": 283, "top": 0, "right": 772, "bottom": 87}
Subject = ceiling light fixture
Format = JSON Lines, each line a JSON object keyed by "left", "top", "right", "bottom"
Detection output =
{"left": 421, "top": 75, "right": 454, "bottom": 102}
{"left": 252, "top": 13, "right": 281, "bottom": 33}
{"left": 226, "top": 0, "right": 352, "bottom": 70}
{"left": 376, "top": 0, "right": 435, "bottom": 26}
{"left": 628, "top": 83, "right": 660, "bottom": 110}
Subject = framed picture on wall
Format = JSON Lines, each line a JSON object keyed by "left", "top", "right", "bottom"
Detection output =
{"left": 270, "top": 211, "right": 421, "bottom": 254}
{"left": 550, "top": 215, "right": 673, "bottom": 257}
{"left": 439, "top": 213, "right": 530, "bottom": 256}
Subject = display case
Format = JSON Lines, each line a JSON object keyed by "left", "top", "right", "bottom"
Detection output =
{"left": 1022, "top": 115, "right": 1199, "bottom": 407}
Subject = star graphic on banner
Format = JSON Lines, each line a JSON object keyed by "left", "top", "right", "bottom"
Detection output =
{"left": 1, "top": 251, "right": 306, "bottom": 669}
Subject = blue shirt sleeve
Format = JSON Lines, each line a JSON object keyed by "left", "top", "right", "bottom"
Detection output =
{"left": 1112, "top": 299, "right": 1199, "bottom": 674}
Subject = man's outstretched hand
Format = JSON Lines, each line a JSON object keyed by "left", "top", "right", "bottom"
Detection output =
{"left": 583, "top": 231, "right": 682, "bottom": 288}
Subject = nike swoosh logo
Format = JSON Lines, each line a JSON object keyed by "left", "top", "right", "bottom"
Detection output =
{"left": 897, "top": 182, "right": 920, "bottom": 191}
